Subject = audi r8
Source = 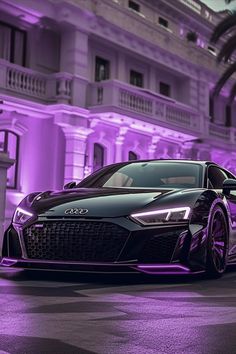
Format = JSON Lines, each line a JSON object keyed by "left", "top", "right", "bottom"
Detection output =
{"left": 1, "top": 160, "right": 236, "bottom": 277}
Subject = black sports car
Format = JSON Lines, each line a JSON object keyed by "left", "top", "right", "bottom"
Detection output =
{"left": 1, "top": 160, "right": 236, "bottom": 277}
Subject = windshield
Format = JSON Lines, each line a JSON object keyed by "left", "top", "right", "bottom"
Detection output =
{"left": 79, "top": 162, "right": 203, "bottom": 189}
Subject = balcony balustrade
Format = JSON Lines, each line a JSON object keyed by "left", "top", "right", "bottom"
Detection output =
{"left": 0, "top": 60, "right": 235, "bottom": 146}
{"left": 0, "top": 59, "right": 73, "bottom": 104}
{"left": 208, "top": 123, "right": 236, "bottom": 145}
{"left": 89, "top": 79, "right": 201, "bottom": 135}
{"left": 208, "top": 123, "right": 230, "bottom": 141}
{"left": 89, "top": 80, "right": 236, "bottom": 145}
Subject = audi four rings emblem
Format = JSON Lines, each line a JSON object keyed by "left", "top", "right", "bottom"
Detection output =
{"left": 64, "top": 208, "right": 89, "bottom": 215}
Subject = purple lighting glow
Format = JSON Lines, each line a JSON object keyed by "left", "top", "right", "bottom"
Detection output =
{"left": 137, "top": 264, "right": 190, "bottom": 271}
{"left": 135, "top": 264, "right": 201, "bottom": 275}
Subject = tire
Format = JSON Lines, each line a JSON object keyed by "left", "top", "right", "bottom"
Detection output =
{"left": 206, "top": 206, "right": 228, "bottom": 278}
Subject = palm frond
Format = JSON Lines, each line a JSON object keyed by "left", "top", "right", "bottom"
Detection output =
{"left": 210, "top": 12, "right": 236, "bottom": 44}
{"left": 217, "top": 34, "right": 236, "bottom": 63}
{"left": 225, "top": 0, "right": 236, "bottom": 4}
{"left": 212, "top": 61, "right": 236, "bottom": 97}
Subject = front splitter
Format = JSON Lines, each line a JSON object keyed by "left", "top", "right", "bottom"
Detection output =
{"left": 0, "top": 257, "right": 204, "bottom": 275}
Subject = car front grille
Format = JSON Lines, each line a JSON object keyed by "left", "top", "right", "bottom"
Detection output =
{"left": 23, "top": 221, "right": 130, "bottom": 262}
{"left": 138, "top": 232, "right": 180, "bottom": 263}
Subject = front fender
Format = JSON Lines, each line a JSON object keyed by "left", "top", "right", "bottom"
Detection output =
{"left": 188, "top": 190, "right": 226, "bottom": 270}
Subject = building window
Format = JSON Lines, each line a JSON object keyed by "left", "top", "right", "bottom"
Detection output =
{"left": 208, "top": 46, "right": 216, "bottom": 56}
{"left": 128, "top": 151, "right": 138, "bottom": 160}
{"left": 95, "top": 56, "right": 110, "bottom": 82}
{"left": 160, "top": 82, "right": 171, "bottom": 97}
{"left": 225, "top": 105, "right": 231, "bottom": 127}
{"left": 0, "top": 130, "right": 19, "bottom": 189}
{"left": 0, "top": 21, "right": 26, "bottom": 66}
{"left": 130, "top": 70, "right": 143, "bottom": 87}
{"left": 158, "top": 17, "right": 169, "bottom": 28}
{"left": 128, "top": 0, "right": 140, "bottom": 12}
{"left": 93, "top": 143, "right": 104, "bottom": 171}
{"left": 186, "top": 31, "right": 198, "bottom": 43}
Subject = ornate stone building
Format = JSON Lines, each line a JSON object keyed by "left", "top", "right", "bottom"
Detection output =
{"left": 0, "top": 0, "right": 235, "bottom": 223}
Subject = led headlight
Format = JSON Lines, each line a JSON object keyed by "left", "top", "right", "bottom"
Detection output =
{"left": 130, "top": 207, "right": 191, "bottom": 226}
{"left": 13, "top": 207, "right": 34, "bottom": 225}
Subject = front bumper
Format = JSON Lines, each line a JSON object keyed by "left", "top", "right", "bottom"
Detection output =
{"left": 1, "top": 217, "right": 207, "bottom": 274}
{"left": 0, "top": 258, "right": 204, "bottom": 274}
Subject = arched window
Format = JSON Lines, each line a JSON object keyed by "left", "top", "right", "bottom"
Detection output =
{"left": 0, "top": 130, "right": 19, "bottom": 189}
{"left": 93, "top": 143, "right": 104, "bottom": 172}
{"left": 128, "top": 151, "right": 138, "bottom": 161}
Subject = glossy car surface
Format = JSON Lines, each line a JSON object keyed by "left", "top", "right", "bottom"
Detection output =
{"left": 1, "top": 160, "right": 236, "bottom": 277}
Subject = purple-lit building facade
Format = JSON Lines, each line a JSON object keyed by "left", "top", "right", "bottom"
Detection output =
{"left": 0, "top": 0, "right": 236, "bottom": 225}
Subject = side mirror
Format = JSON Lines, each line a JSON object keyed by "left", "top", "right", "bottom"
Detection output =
{"left": 222, "top": 179, "right": 236, "bottom": 196}
{"left": 63, "top": 181, "right": 77, "bottom": 190}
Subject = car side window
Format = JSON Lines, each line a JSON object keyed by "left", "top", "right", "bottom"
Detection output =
{"left": 208, "top": 166, "right": 228, "bottom": 189}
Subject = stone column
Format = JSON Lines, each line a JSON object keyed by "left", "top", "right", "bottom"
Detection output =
{"left": 62, "top": 126, "right": 93, "bottom": 184}
{"left": 195, "top": 143, "right": 212, "bottom": 161}
{"left": 54, "top": 112, "right": 93, "bottom": 184}
{"left": 198, "top": 79, "right": 210, "bottom": 116}
{"left": 0, "top": 59, "right": 7, "bottom": 88}
{"left": 0, "top": 152, "right": 15, "bottom": 250}
{"left": 60, "top": 28, "right": 89, "bottom": 107}
{"left": 148, "top": 136, "right": 160, "bottom": 159}
{"left": 189, "top": 78, "right": 198, "bottom": 110}
{"left": 117, "top": 52, "right": 126, "bottom": 82}
{"left": 149, "top": 67, "right": 156, "bottom": 92}
{"left": 115, "top": 127, "right": 128, "bottom": 163}
{"left": 181, "top": 142, "right": 194, "bottom": 159}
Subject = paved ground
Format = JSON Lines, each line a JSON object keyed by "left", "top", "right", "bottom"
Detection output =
{"left": 0, "top": 268, "right": 236, "bottom": 354}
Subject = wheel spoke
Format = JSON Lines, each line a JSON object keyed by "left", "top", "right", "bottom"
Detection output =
{"left": 213, "top": 217, "right": 222, "bottom": 234}
{"left": 213, "top": 249, "right": 223, "bottom": 270}
{"left": 213, "top": 232, "right": 224, "bottom": 241}
{"left": 214, "top": 246, "right": 223, "bottom": 258}
{"left": 210, "top": 210, "right": 227, "bottom": 273}
{"left": 214, "top": 241, "right": 225, "bottom": 249}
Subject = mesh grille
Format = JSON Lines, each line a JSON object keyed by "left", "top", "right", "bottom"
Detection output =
{"left": 23, "top": 221, "right": 129, "bottom": 262}
{"left": 139, "top": 233, "right": 180, "bottom": 263}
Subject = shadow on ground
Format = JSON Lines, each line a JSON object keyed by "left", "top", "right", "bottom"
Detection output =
{"left": 0, "top": 334, "right": 95, "bottom": 354}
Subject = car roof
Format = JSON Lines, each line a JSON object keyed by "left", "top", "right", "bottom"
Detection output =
{"left": 113, "top": 159, "right": 218, "bottom": 166}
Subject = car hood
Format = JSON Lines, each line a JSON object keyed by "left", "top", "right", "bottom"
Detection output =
{"left": 27, "top": 188, "right": 175, "bottom": 218}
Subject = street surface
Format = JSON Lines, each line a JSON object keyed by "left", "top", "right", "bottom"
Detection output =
{"left": 0, "top": 267, "right": 236, "bottom": 354}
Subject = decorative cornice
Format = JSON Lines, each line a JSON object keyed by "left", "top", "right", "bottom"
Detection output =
{"left": 60, "top": 126, "right": 93, "bottom": 139}
{"left": 0, "top": 94, "right": 54, "bottom": 119}
{"left": 54, "top": 110, "right": 93, "bottom": 139}
{"left": 89, "top": 112, "right": 196, "bottom": 142}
